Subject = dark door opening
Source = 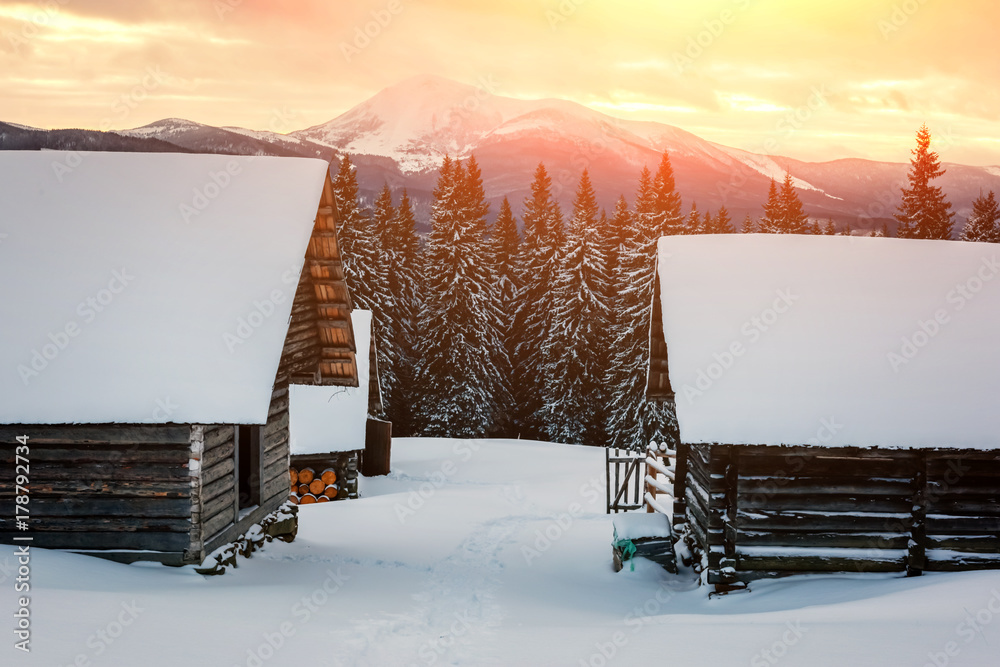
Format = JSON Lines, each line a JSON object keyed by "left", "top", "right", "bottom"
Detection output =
{"left": 236, "top": 425, "right": 261, "bottom": 510}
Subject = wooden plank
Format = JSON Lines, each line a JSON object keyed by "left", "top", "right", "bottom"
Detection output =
{"left": 0, "top": 463, "right": 190, "bottom": 482}
{"left": 0, "top": 517, "right": 190, "bottom": 533}
{"left": 203, "top": 489, "right": 236, "bottom": 523}
{"left": 26, "top": 498, "right": 191, "bottom": 518}
{"left": 201, "top": 507, "right": 234, "bottom": 541}
{"left": 262, "top": 443, "right": 288, "bottom": 473}
{"left": 925, "top": 499, "right": 1000, "bottom": 514}
{"left": 738, "top": 456, "right": 914, "bottom": 479}
{"left": 202, "top": 458, "right": 235, "bottom": 486}
{"left": 201, "top": 474, "right": 234, "bottom": 504}
{"left": 262, "top": 413, "right": 289, "bottom": 441}
{"left": 0, "top": 445, "right": 190, "bottom": 465}
{"left": 0, "top": 479, "right": 190, "bottom": 499}
{"left": 0, "top": 531, "right": 190, "bottom": 551}
{"left": 737, "top": 476, "right": 914, "bottom": 496}
{"left": 737, "top": 553, "right": 905, "bottom": 573}
{"left": 737, "top": 510, "right": 911, "bottom": 533}
{"left": 0, "top": 425, "right": 190, "bottom": 445}
{"left": 737, "top": 530, "right": 909, "bottom": 549}
{"left": 739, "top": 495, "right": 913, "bottom": 513}
{"left": 203, "top": 426, "right": 234, "bottom": 452}
{"left": 926, "top": 515, "right": 1000, "bottom": 533}
{"left": 926, "top": 535, "right": 1000, "bottom": 553}
{"left": 203, "top": 441, "right": 234, "bottom": 470}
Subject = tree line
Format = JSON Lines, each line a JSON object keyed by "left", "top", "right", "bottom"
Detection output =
{"left": 331, "top": 125, "right": 999, "bottom": 448}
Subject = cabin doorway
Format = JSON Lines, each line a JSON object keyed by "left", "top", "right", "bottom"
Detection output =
{"left": 236, "top": 425, "right": 261, "bottom": 510}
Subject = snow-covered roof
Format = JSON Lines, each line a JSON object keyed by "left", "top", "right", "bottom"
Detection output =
{"left": 289, "top": 310, "right": 373, "bottom": 454}
{"left": 0, "top": 150, "right": 330, "bottom": 425}
{"left": 656, "top": 234, "right": 1000, "bottom": 449}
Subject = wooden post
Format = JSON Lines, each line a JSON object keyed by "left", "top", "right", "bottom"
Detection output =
{"left": 362, "top": 418, "right": 392, "bottom": 476}
{"left": 673, "top": 442, "right": 688, "bottom": 531}
{"left": 907, "top": 450, "right": 928, "bottom": 576}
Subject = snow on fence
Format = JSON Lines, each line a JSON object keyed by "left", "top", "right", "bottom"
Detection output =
{"left": 645, "top": 441, "right": 676, "bottom": 516}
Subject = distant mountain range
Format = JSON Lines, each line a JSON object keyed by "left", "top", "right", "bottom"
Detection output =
{"left": 4, "top": 74, "right": 999, "bottom": 232}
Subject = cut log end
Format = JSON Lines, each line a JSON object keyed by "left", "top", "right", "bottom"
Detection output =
{"left": 298, "top": 468, "right": 315, "bottom": 485}
{"left": 321, "top": 469, "right": 337, "bottom": 485}
{"left": 299, "top": 494, "right": 318, "bottom": 505}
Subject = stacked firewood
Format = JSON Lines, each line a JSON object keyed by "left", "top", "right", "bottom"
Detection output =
{"left": 288, "top": 467, "right": 339, "bottom": 505}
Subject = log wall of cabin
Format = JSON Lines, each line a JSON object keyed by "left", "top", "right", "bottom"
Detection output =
{"left": 0, "top": 425, "right": 194, "bottom": 564}
{"left": 679, "top": 444, "right": 1000, "bottom": 585}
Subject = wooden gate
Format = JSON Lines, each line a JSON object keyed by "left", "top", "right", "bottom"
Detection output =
{"left": 606, "top": 447, "right": 645, "bottom": 513}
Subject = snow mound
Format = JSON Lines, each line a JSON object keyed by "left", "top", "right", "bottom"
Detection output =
{"left": 0, "top": 150, "right": 329, "bottom": 425}
{"left": 657, "top": 234, "right": 1000, "bottom": 449}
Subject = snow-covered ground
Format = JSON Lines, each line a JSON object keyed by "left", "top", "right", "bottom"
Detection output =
{"left": 3, "top": 438, "right": 999, "bottom": 666}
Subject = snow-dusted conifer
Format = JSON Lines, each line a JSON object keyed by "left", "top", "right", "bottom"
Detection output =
{"left": 895, "top": 125, "right": 954, "bottom": 239}
{"left": 541, "top": 170, "right": 613, "bottom": 444}
{"left": 959, "top": 190, "right": 999, "bottom": 243}
{"left": 413, "top": 156, "right": 507, "bottom": 437}
{"left": 512, "top": 163, "right": 565, "bottom": 438}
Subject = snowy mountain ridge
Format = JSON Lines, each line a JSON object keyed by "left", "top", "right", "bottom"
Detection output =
{"left": 6, "top": 75, "right": 1000, "bottom": 227}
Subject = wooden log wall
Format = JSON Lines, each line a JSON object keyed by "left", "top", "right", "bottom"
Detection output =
{"left": 679, "top": 444, "right": 1000, "bottom": 585}
{"left": 0, "top": 425, "right": 194, "bottom": 563}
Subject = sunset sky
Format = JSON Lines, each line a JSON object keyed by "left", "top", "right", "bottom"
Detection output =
{"left": 2, "top": 0, "right": 998, "bottom": 165}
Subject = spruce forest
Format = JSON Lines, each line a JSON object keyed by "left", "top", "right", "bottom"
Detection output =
{"left": 333, "top": 126, "right": 1000, "bottom": 449}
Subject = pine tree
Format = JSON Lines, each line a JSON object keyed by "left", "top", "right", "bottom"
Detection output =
{"left": 779, "top": 172, "right": 809, "bottom": 234}
{"left": 412, "top": 157, "right": 506, "bottom": 437}
{"left": 895, "top": 124, "right": 954, "bottom": 239}
{"left": 332, "top": 156, "right": 380, "bottom": 311}
{"left": 759, "top": 179, "right": 783, "bottom": 233}
{"left": 653, "top": 153, "right": 685, "bottom": 236}
{"left": 823, "top": 218, "right": 837, "bottom": 235}
{"left": 742, "top": 214, "right": 758, "bottom": 233}
{"left": 959, "top": 190, "right": 1000, "bottom": 243}
{"left": 382, "top": 188, "right": 423, "bottom": 434}
{"left": 606, "top": 159, "right": 681, "bottom": 451}
{"left": 488, "top": 197, "right": 520, "bottom": 436}
{"left": 369, "top": 185, "right": 397, "bottom": 416}
{"left": 512, "top": 163, "right": 565, "bottom": 438}
{"left": 608, "top": 196, "right": 632, "bottom": 279}
{"left": 713, "top": 205, "right": 734, "bottom": 234}
{"left": 686, "top": 202, "right": 702, "bottom": 234}
{"left": 541, "top": 170, "right": 614, "bottom": 445}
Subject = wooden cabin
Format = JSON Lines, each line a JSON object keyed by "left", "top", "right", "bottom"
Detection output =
{"left": 0, "top": 150, "right": 362, "bottom": 565}
{"left": 646, "top": 234, "right": 1000, "bottom": 588}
